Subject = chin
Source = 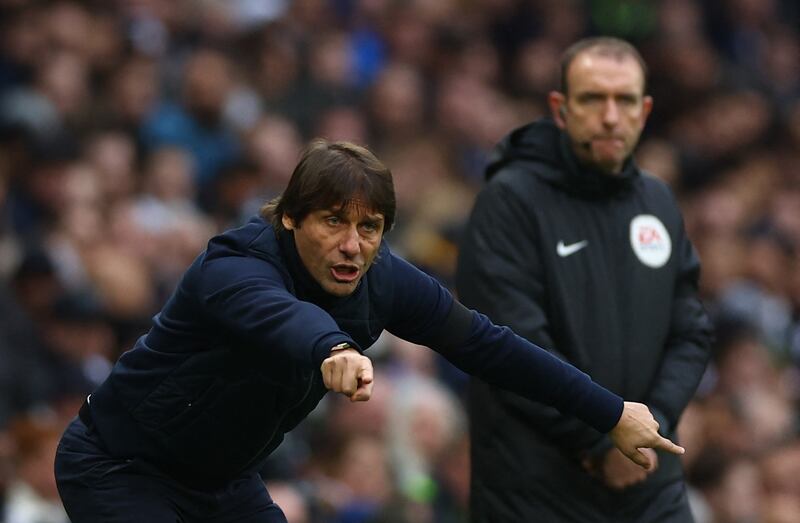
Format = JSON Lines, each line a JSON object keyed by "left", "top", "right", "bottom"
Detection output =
{"left": 594, "top": 157, "right": 624, "bottom": 174}
{"left": 325, "top": 282, "right": 358, "bottom": 297}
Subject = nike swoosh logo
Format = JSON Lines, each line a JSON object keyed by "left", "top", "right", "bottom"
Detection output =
{"left": 557, "top": 240, "right": 588, "bottom": 257}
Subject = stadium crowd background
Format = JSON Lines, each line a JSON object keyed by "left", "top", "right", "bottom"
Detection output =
{"left": 0, "top": 0, "right": 799, "bottom": 521}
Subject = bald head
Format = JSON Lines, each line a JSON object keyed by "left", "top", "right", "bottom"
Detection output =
{"left": 560, "top": 37, "right": 648, "bottom": 95}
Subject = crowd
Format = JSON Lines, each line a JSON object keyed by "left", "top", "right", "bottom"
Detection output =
{"left": 0, "top": 0, "right": 798, "bottom": 522}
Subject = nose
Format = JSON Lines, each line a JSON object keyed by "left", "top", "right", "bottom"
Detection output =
{"left": 339, "top": 225, "right": 361, "bottom": 257}
{"left": 602, "top": 99, "right": 619, "bottom": 127}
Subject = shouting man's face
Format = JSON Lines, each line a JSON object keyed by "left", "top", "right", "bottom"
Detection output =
{"left": 283, "top": 203, "right": 385, "bottom": 297}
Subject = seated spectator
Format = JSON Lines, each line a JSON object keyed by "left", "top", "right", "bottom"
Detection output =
{"left": 4, "top": 414, "right": 69, "bottom": 523}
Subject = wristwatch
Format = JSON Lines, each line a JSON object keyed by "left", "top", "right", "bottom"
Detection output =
{"left": 330, "top": 342, "right": 352, "bottom": 353}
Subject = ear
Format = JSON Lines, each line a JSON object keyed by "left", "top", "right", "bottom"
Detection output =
{"left": 641, "top": 95, "right": 654, "bottom": 124}
{"left": 548, "top": 91, "right": 567, "bottom": 129}
{"left": 281, "top": 213, "right": 295, "bottom": 230}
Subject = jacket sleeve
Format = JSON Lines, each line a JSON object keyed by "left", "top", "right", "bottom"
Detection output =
{"left": 197, "top": 254, "right": 358, "bottom": 367}
{"left": 385, "top": 252, "right": 623, "bottom": 434}
{"left": 456, "top": 178, "right": 612, "bottom": 453}
{"left": 643, "top": 219, "right": 713, "bottom": 434}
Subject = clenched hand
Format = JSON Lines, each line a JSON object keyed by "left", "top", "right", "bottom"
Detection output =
{"left": 609, "top": 402, "right": 684, "bottom": 470}
{"left": 321, "top": 348, "right": 374, "bottom": 402}
{"left": 598, "top": 447, "right": 658, "bottom": 490}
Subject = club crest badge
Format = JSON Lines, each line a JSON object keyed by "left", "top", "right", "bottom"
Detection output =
{"left": 629, "top": 214, "right": 671, "bottom": 268}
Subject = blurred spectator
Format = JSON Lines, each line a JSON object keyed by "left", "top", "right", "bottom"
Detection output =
{"left": 132, "top": 146, "right": 200, "bottom": 233}
{"left": 246, "top": 114, "right": 303, "bottom": 197}
{"left": 208, "top": 160, "right": 263, "bottom": 229}
{"left": 140, "top": 48, "right": 240, "bottom": 187}
{"left": 0, "top": 3, "right": 47, "bottom": 90}
{"left": 718, "top": 224, "right": 796, "bottom": 359}
{"left": 387, "top": 376, "right": 465, "bottom": 506}
{"left": 265, "top": 481, "right": 311, "bottom": 523}
{"left": 327, "top": 434, "right": 395, "bottom": 521}
{"left": 510, "top": 38, "right": 561, "bottom": 102}
{"left": 430, "top": 431, "right": 469, "bottom": 523}
{"left": 105, "top": 54, "right": 160, "bottom": 133}
{"left": 44, "top": 291, "right": 114, "bottom": 387}
{"left": 368, "top": 64, "right": 426, "bottom": 149}
{"left": 314, "top": 105, "right": 369, "bottom": 145}
{"left": 4, "top": 415, "right": 69, "bottom": 523}
{"left": 250, "top": 26, "right": 304, "bottom": 123}
{"left": 0, "top": 49, "right": 90, "bottom": 141}
{"left": 0, "top": 268, "right": 63, "bottom": 428}
{"left": 82, "top": 129, "right": 138, "bottom": 207}
{"left": 691, "top": 452, "right": 763, "bottom": 523}
{"left": 7, "top": 139, "right": 77, "bottom": 239}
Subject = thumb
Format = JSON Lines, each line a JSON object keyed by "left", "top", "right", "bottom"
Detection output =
{"left": 627, "top": 448, "right": 653, "bottom": 470}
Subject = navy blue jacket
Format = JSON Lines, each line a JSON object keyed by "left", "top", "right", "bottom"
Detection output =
{"left": 87, "top": 216, "right": 623, "bottom": 488}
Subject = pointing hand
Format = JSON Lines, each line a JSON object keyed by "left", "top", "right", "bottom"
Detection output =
{"left": 321, "top": 348, "right": 374, "bottom": 402}
{"left": 609, "top": 402, "right": 684, "bottom": 470}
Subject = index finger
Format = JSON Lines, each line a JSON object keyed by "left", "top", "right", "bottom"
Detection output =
{"left": 655, "top": 436, "right": 685, "bottom": 456}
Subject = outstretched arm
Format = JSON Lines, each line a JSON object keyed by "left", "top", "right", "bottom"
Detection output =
{"left": 456, "top": 180, "right": 615, "bottom": 454}
{"left": 386, "top": 252, "right": 683, "bottom": 467}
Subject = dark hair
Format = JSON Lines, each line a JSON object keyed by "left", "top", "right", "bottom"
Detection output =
{"left": 559, "top": 37, "right": 648, "bottom": 95}
{"left": 261, "top": 139, "right": 396, "bottom": 233}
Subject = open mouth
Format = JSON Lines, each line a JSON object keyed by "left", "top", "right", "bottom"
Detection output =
{"left": 331, "top": 264, "right": 360, "bottom": 283}
{"left": 593, "top": 137, "right": 624, "bottom": 147}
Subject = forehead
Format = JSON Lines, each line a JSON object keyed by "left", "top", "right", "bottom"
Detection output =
{"left": 325, "top": 200, "right": 385, "bottom": 219}
{"left": 567, "top": 52, "right": 645, "bottom": 95}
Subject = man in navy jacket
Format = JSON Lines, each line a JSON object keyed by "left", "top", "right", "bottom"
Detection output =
{"left": 55, "top": 139, "right": 682, "bottom": 522}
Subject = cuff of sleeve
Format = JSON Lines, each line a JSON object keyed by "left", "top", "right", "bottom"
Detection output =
{"left": 311, "top": 333, "right": 361, "bottom": 367}
{"left": 580, "top": 383, "right": 624, "bottom": 434}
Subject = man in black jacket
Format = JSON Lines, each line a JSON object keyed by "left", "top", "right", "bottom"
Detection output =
{"left": 457, "top": 37, "right": 713, "bottom": 522}
{"left": 55, "top": 140, "right": 680, "bottom": 522}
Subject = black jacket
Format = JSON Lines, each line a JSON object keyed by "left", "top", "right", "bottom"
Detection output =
{"left": 85, "top": 216, "right": 623, "bottom": 489}
{"left": 457, "top": 119, "right": 713, "bottom": 521}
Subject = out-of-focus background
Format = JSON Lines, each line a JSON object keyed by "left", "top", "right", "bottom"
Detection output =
{"left": 0, "top": 0, "right": 798, "bottom": 522}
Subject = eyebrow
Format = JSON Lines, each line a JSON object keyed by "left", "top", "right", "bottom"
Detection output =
{"left": 329, "top": 201, "right": 384, "bottom": 217}
{"left": 324, "top": 207, "right": 384, "bottom": 221}
{"left": 576, "top": 89, "right": 641, "bottom": 97}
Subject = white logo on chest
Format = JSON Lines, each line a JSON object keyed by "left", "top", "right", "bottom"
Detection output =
{"left": 629, "top": 215, "right": 671, "bottom": 268}
{"left": 557, "top": 240, "right": 588, "bottom": 257}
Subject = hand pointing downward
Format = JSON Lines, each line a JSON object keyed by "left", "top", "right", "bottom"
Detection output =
{"left": 609, "top": 402, "right": 685, "bottom": 470}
